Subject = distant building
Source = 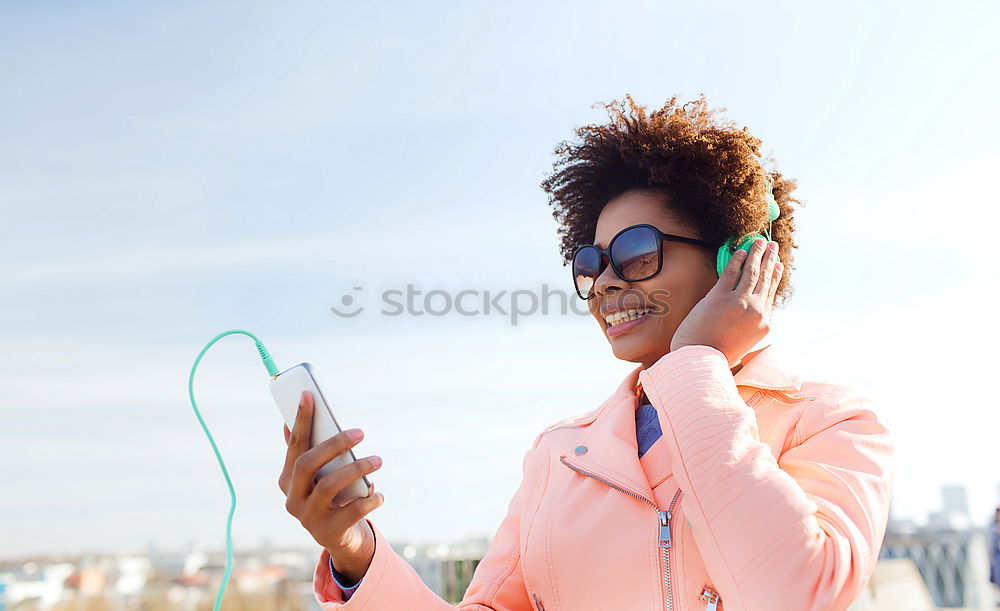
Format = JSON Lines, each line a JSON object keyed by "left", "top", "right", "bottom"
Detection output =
{"left": 0, "top": 562, "right": 75, "bottom": 609}
{"left": 879, "top": 484, "right": 995, "bottom": 608}
{"left": 941, "top": 484, "right": 971, "bottom": 519}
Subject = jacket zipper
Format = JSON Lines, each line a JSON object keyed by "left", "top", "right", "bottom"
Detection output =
{"left": 659, "top": 489, "right": 682, "bottom": 611}
{"left": 699, "top": 585, "right": 720, "bottom": 610}
{"left": 559, "top": 455, "right": 683, "bottom": 611}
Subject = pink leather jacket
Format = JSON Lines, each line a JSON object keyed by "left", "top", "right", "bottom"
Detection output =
{"left": 312, "top": 343, "right": 895, "bottom": 610}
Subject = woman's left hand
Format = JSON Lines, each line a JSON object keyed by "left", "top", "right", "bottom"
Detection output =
{"left": 669, "top": 237, "right": 784, "bottom": 368}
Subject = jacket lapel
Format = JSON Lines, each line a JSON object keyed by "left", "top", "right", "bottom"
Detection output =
{"left": 560, "top": 364, "right": 654, "bottom": 504}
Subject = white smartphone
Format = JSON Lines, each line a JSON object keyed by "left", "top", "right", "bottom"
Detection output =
{"left": 269, "top": 362, "right": 372, "bottom": 507}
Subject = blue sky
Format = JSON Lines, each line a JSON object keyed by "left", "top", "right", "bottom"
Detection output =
{"left": 2, "top": 0, "right": 998, "bottom": 557}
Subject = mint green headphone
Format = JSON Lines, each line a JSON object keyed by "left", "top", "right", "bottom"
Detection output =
{"left": 715, "top": 175, "right": 781, "bottom": 277}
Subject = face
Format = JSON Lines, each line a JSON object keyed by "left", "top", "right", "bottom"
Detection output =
{"left": 586, "top": 189, "right": 718, "bottom": 369}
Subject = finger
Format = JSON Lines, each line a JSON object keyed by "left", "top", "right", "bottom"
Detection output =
{"left": 768, "top": 260, "right": 784, "bottom": 305}
{"left": 753, "top": 241, "right": 779, "bottom": 295}
{"left": 284, "top": 392, "right": 316, "bottom": 501}
{"left": 330, "top": 486, "right": 385, "bottom": 531}
{"left": 291, "top": 428, "right": 365, "bottom": 503}
{"left": 715, "top": 246, "right": 748, "bottom": 293}
{"left": 735, "top": 238, "right": 768, "bottom": 295}
{"left": 309, "top": 454, "right": 382, "bottom": 511}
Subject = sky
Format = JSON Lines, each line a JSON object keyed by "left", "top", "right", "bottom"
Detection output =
{"left": 1, "top": 0, "right": 999, "bottom": 558}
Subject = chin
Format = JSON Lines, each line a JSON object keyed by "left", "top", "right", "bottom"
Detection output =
{"left": 606, "top": 329, "right": 660, "bottom": 364}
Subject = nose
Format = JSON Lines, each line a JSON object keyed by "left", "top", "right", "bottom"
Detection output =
{"left": 592, "top": 255, "right": 626, "bottom": 298}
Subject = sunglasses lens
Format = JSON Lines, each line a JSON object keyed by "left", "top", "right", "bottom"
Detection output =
{"left": 573, "top": 247, "right": 601, "bottom": 298}
{"left": 611, "top": 226, "right": 660, "bottom": 280}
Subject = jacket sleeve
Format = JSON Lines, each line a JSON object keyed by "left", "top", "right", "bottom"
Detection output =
{"left": 312, "top": 436, "right": 543, "bottom": 610}
{"left": 638, "top": 344, "right": 895, "bottom": 611}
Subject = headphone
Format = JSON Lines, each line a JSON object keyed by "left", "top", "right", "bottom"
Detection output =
{"left": 715, "top": 174, "right": 781, "bottom": 277}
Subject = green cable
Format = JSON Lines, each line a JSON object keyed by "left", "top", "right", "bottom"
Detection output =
{"left": 187, "top": 330, "right": 279, "bottom": 611}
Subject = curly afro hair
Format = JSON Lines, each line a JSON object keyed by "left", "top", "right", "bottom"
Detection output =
{"left": 540, "top": 93, "right": 802, "bottom": 306}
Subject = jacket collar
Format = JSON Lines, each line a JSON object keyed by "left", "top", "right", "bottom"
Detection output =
{"left": 625, "top": 342, "right": 803, "bottom": 403}
{"left": 558, "top": 344, "right": 801, "bottom": 505}
{"left": 728, "top": 343, "right": 803, "bottom": 393}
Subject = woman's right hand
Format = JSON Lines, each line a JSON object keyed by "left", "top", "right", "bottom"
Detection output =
{"left": 279, "top": 391, "right": 384, "bottom": 583}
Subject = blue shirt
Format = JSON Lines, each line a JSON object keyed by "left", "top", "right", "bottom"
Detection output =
{"left": 635, "top": 401, "right": 662, "bottom": 458}
{"left": 331, "top": 403, "right": 663, "bottom": 599}
{"left": 330, "top": 558, "right": 363, "bottom": 598}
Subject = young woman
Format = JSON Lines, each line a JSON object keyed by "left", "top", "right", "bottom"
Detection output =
{"left": 279, "top": 95, "right": 896, "bottom": 611}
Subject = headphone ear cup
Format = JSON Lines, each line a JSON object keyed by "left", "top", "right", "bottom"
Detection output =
{"left": 718, "top": 234, "right": 773, "bottom": 278}
{"left": 717, "top": 177, "right": 782, "bottom": 279}
{"left": 716, "top": 237, "right": 734, "bottom": 277}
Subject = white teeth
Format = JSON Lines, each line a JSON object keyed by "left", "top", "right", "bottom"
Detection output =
{"left": 605, "top": 307, "right": 652, "bottom": 326}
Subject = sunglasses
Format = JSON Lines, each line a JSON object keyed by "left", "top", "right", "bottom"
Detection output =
{"left": 572, "top": 224, "right": 717, "bottom": 300}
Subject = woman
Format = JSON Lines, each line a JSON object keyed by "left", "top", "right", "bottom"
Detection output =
{"left": 278, "top": 94, "right": 896, "bottom": 610}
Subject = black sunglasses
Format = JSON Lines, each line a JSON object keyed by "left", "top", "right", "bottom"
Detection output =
{"left": 572, "top": 224, "right": 717, "bottom": 300}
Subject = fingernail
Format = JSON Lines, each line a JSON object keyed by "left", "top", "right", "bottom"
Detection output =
{"left": 368, "top": 455, "right": 382, "bottom": 468}
{"left": 346, "top": 428, "right": 363, "bottom": 441}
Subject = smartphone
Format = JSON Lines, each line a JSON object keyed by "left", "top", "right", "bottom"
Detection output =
{"left": 269, "top": 362, "right": 372, "bottom": 506}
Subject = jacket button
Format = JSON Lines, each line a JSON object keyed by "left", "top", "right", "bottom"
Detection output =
{"left": 574, "top": 445, "right": 588, "bottom": 455}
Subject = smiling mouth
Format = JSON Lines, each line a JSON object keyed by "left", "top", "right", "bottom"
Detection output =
{"left": 604, "top": 307, "right": 654, "bottom": 327}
